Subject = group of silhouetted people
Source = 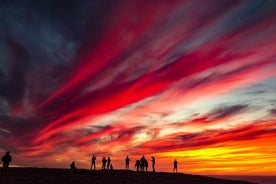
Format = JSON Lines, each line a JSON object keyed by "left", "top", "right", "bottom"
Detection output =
{"left": 134, "top": 155, "right": 154, "bottom": 172}
{"left": 0, "top": 151, "right": 179, "bottom": 179}
{"left": 86, "top": 154, "right": 176, "bottom": 173}
{"left": 128, "top": 156, "right": 178, "bottom": 173}
{"left": 89, "top": 155, "right": 114, "bottom": 170}
{"left": 129, "top": 155, "right": 177, "bottom": 173}
{"left": 101, "top": 156, "right": 113, "bottom": 170}
{"left": 70, "top": 154, "right": 178, "bottom": 173}
{"left": 69, "top": 154, "right": 178, "bottom": 173}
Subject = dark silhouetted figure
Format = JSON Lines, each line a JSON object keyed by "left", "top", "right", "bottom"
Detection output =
{"left": 145, "top": 159, "right": 148, "bottom": 172}
{"left": 135, "top": 160, "right": 140, "bottom": 172}
{"left": 125, "top": 156, "right": 130, "bottom": 170}
{"left": 140, "top": 155, "right": 146, "bottom": 172}
{"left": 70, "top": 161, "right": 76, "bottom": 169}
{"left": 102, "top": 157, "right": 107, "bottom": 170}
{"left": 151, "top": 156, "right": 155, "bottom": 172}
{"left": 1, "top": 151, "right": 12, "bottom": 178}
{"left": 173, "top": 159, "right": 178, "bottom": 173}
{"left": 107, "top": 157, "right": 111, "bottom": 170}
{"left": 110, "top": 164, "right": 113, "bottom": 170}
{"left": 90, "top": 155, "right": 96, "bottom": 170}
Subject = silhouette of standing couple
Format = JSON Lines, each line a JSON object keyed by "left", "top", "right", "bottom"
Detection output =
{"left": 102, "top": 156, "right": 112, "bottom": 170}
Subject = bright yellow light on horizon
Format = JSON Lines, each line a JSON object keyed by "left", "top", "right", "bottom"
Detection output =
{"left": 155, "top": 144, "right": 276, "bottom": 175}
{"left": 157, "top": 147, "right": 258, "bottom": 158}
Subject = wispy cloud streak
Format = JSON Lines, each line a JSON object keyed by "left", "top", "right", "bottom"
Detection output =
{"left": 0, "top": 0, "right": 275, "bottom": 174}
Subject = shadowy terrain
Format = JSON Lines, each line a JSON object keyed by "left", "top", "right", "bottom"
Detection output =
{"left": 210, "top": 175, "right": 276, "bottom": 184}
{"left": 0, "top": 168, "right": 256, "bottom": 184}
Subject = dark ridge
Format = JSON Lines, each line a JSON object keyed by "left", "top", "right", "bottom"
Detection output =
{"left": 1, "top": 167, "right": 257, "bottom": 184}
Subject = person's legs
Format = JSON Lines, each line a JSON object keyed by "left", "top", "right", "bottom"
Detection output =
{"left": 1, "top": 166, "right": 8, "bottom": 178}
{"left": 1, "top": 167, "right": 3, "bottom": 177}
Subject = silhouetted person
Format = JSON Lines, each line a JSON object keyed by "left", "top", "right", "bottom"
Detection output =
{"left": 70, "top": 161, "right": 76, "bottom": 169}
{"left": 90, "top": 155, "right": 96, "bottom": 170}
{"left": 110, "top": 164, "right": 113, "bottom": 170}
{"left": 1, "top": 151, "right": 12, "bottom": 178}
{"left": 173, "top": 159, "right": 178, "bottom": 173}
{"left": 140, "top": 155, "right": 146, "bottom": 172}
{"left": 125, "top": 156, "right": 130, "bottom": 170}
{"left": 107, "top": 157, "right": 111, "bottom": 170}
{"left": 135, "top": 160, "right": 140, "bottom": 172}
{"left": 102, "top": 157, "right": 107, "bottom": 170}
{"left": 145, "top": 159, "right": 148, "bottom": 172}
{"left": 151, "top": 156, "right": 155, "bottom": 172}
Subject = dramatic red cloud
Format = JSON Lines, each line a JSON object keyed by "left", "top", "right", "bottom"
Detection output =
{"left": 1, "top": 0, "right": 276, "bottom": 175}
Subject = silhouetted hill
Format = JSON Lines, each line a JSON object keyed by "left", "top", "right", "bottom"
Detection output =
{"left": 1, "top": 168, "right": 257, "bottom": 184}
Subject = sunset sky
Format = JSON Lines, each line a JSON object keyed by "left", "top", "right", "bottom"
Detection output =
{"left": 0, "top": 0, "right": 276, "bottom": 175}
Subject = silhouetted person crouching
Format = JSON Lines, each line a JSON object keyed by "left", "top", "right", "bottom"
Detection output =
{"left": 70, "top": 161, "right": 76, "bottom": 169}
{"left": 1, "top": 151, "right": 12, "bottom": 178}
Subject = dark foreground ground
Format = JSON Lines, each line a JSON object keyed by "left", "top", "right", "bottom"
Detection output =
{"left": 0, "top": 168, "right": 256, "bottom": 184}
{"left": 210, "top": 175, "right": 276, "bottom": 184}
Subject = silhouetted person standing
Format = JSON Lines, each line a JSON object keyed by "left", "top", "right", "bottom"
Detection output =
{"left": 102, "top": 157, "right": 107, "bottom": 170}
{"left": 90, "top": 155, "right": 96, "bottom": 170}
{"left": 70, "top": 161, "right": 76, "bottom": 169}
{"left": 125, "top": 156, "right": 130, "bottom": 170}
{"left": 151, "top": 156, "right": 155, "bottom": 172}
{"left": 107, "top": 157, "right": 111, "bottom": 170}
{"left": 173, "top": 159, "right": 178, "bottom": 173}
{"left": 1, "top": 151, "right": 12, "bottom": 178}
{"left": 145, "top": 159, "right": 148, "bottom": 172}
{"left": 135, "top": 160, "right": 140, "bottom": 172}
{"left": 140, "top": 155, "right": 146, "bottom": 172}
